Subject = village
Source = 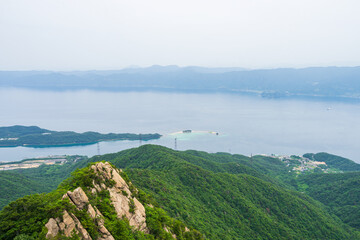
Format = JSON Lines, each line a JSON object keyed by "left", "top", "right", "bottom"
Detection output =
{"left": 275, "top": 154, "right": 342, "bottom": 174}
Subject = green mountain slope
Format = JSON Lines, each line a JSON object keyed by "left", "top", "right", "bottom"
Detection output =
{"left": 182, "top": 150, "right": 297, "bottom": 188}
{"left": 303, "top": 152, "right": 360, "bottom": 172}
{"left": 298, "top": 172, "right": 360, "bottom": 229}
{"left": 1, "top": 145, "right": 359, "bottom": 239}
{"left": 95, "top": 146, "right": 294, "bottom": 187}
{"left": 91, "top": 145, "right": 358, "bottom": 239}
{"left": 0, "top": 156, "right": 88, "bottom": 209}
{"left": 0, "top": 172, "right": 47, "bottom": 210}
{"left": 0, "top": 162, "right": 202, "bottom": 240}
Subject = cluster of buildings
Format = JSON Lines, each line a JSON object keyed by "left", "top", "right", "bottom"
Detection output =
{"left": 276, "top": 155, "right": 333, "bottom": 173}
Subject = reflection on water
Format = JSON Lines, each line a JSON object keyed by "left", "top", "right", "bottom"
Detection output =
{"left": 0, "top": 88, "right": 359, "bottom": 163}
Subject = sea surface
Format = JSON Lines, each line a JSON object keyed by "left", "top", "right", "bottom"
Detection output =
{"left": 1, "top": 88, "right": 360, "bottom": 163}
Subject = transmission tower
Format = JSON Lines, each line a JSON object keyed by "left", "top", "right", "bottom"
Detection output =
{"left": 175, "top": 138, "right": 177, "bottom": 150}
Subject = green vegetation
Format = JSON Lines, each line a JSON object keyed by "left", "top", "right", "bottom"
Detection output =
{"left": 0, "top": 172, "right": 48, "bottom": 210}
{"left": 303, "top": 152, "right": 360, "bottom": 172}
{"left": 0, "top": 126, "right": 49, "bottom": 138}
{"left": 0, "top": 190, "right": 71, "bottom": 240}
{"left": 94, "top": 145, "right": 359, "bottom": 239}
{"left": 0, "top": 125, "right": 161, "bottom": 147}
{"left": 297, "top": 172, "right": 360, "bottom": 229}
{"left": 0, "top": 161, "right": 203, "bottom": 240}
{"left": 0, "top": 156, "right": 88, "bottom": 209}
{"left": 1, "top": 145, "right": 360, "bottom": 239}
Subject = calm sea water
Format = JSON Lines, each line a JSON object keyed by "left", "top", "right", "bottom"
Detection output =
{"left": 1, "top": 88, "right": 360, "bottom": 163}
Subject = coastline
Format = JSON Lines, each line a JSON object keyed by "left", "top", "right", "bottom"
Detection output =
{"left": 0, "top": 137, "right": 160, "bottom": 149}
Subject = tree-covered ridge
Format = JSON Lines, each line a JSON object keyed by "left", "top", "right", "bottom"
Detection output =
{"left": 0, "top": 125, "right": 161, "bottom": 147}
{"left": 0, "top": 171, "right": 47, "bottom": 211}
{"left": 1, "top": 145, "right": 360, "bottom": 239}
{"left": 303, "top": 152, "right": 360, "bottom": 172}
{"left": 0, "top": 161, "right": 203, "bottom": 240}
{"left": 0, "top": 126, "right": 49, "bottom": 138}
{"left": 91, "top": 145, "right": 358, "bottom": 239}
{"left": 297, "top": 172, "right": 360, "bottom": 229}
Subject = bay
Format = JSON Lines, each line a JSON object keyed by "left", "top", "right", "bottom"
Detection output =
{"left": 1, "top": 88, "right": 359, "bottom": 163}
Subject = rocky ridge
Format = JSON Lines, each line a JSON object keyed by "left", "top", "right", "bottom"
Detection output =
{"left": 45, "top": 162, "right": 148, "bottom": 239}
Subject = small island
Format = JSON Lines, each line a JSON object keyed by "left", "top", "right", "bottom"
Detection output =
{"left": 0, "top": 125, "right": 161, "bottom": 147}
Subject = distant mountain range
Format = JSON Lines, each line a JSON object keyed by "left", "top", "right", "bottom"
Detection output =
{"left": 1, "top": 66, "right": 360, "bottom": 100}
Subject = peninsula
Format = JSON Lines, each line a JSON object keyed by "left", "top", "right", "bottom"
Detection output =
{"left": 0, "top": 125, "right": 161, "bottom": 147}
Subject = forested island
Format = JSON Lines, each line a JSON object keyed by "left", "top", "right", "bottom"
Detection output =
{"left": 0, "top": 125, "right": 161, "bottom": 147}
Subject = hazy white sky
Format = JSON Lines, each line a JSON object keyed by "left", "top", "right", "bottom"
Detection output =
{"left": 1, "top": 0, "right": 360, "bottom": 70}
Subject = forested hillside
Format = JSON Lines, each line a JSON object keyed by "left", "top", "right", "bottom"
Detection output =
{"left": 94, "top": 145, "right": 358, "bottom": 239}
{"left": 303, "top": 152, "right": 360, "bottom": 171}
{"left": 0, "top": 162, "right": 202, "bottom": 240}
{"left": 297, "top": 172, "right": 360, "bottom": 229}
{"left": 0, "top": 156, "right": 88, "bottom": 209}
{"left": 1, "top": 145, "right": 359, "bottom": 239}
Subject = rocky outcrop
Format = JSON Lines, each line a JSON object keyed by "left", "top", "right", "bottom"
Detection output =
{"left": 91, "top": 162, "right": 148, "bottom": 233}
{"left": 45, "top": 210, "right": 91, "bottom": 239}
{"left": 62, "top": 187, "right": 115, "bottom": 240}
{"left": 45, "top": 218, "right": 59, "bottom": 238}
{"left": 45, "top": 162, "right": 148, "bottom": 239}
{"left": 63, "top": 187, "right": 89, "bottom": 210}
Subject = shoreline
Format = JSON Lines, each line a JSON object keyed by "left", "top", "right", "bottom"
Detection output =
{"left": 0, "top": 137, "right": 160, "bottom": 149}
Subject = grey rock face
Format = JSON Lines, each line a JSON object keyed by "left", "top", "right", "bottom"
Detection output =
{"left": 45, "top": 162, "right": 148, "bottom": 239}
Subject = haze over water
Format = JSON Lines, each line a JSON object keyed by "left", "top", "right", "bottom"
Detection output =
{"left": 1, "top": 88, "right": 359, "bottom": 163}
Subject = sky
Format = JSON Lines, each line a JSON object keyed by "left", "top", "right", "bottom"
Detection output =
{"left": 1, "top": 0, "right": 360, "bottom": 70}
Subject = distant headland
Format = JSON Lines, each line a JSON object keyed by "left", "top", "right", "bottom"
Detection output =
{"left": 0, "top": 125, "right": 161, "bottom": 148}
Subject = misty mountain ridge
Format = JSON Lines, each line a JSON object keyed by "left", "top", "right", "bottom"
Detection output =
{"left": 1, "top": 66, "right": 360, "bottom": 100}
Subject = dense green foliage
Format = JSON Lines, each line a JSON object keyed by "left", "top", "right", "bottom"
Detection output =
{"left": 94, "top": 147, "right": 294, "bottom": 187}
{"left": 0, "top": 125, "right": 161, "bottom": 147}
{"left": 0, "top": 190, "right": 71, "bottom": 239}
{"left": 0, "top": 161, "right": 203, "bottom": 240}
{"left": 0, "top": 156, "right": 88, "bottom": 209}
{"left": 95, "top": 145, "right": 358, "bottom": 239}
{"left": 0, "top": 126, "right": 48, "bottom": 138}
{"left": 0, "top": 172, "right": 48, "bottom": 210}
{"left": 303, "top": 152, "right": 360, "bottom": 172}
{"left": 182, "top": 150, "right": 298, "bottom": 188}
{"left": 297, "top": 172, "right": 360, "bottom": 229}
{"left": 1, "top": 145, "right": 360, "bottom": 239}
